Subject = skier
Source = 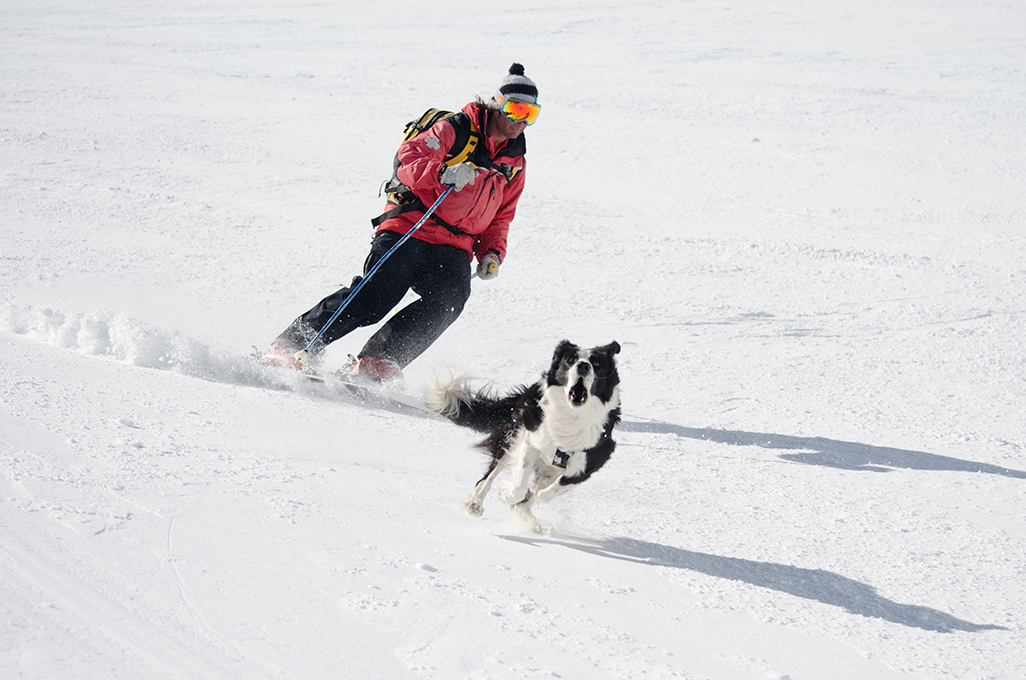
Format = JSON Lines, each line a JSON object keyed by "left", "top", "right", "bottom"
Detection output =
{"left": 257, "top": 64, "right": 540, "bottom": 387}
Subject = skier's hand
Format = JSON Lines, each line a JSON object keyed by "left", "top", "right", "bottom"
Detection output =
{"left": 440, "top": 162, "right": 479, "bottom": 191}
{"left": 477, "top": 252, "right": 501, "bottom": 280}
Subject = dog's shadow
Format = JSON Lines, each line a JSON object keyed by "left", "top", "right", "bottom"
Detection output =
{"left": 499, "top": 533, "right": 1005, "bottom": 633}
{"left": 530, "top": 419, "right": 1017, "bottom": 632}
{"left": 619, "top": 420, "right": 1026, "bottom": 478}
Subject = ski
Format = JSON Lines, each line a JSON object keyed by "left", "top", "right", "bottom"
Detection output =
{"left": 251, "top": 348, "right": 437, "bottom": 419}
{"left": 304, "top": 371, "right": 437, "bottom": 419}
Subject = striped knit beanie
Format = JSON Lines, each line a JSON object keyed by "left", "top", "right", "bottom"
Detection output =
{"left": 495, "top": 63, "right": 539, "bottom": 104}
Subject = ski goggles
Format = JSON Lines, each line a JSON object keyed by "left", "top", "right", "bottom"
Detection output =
{"left": 499, "top": 97, "right": 541, "bottom": 126}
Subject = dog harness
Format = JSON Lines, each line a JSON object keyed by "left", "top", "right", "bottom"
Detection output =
{"left": 551, "top": 421, "right": 614, "bottom": 469}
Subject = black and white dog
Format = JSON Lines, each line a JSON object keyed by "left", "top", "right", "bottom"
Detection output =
{"left": 424, "top": 340, "right": 621, "bottom": 534}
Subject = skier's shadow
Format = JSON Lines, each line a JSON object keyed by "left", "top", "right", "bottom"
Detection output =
{"left": 619, "top": 420, "right": 1026, "bottom": 478}
{"left": 500, "top": 534, "right": 1005, "bottom": 633}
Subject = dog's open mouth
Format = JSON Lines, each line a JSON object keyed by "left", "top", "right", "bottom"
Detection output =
{"left": 568, "top": 379, "right": 589, "bottom": 406}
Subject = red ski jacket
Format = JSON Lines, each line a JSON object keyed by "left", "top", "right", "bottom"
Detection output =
{"left": 376, "top": 102, "right": 527, "bottom": 264}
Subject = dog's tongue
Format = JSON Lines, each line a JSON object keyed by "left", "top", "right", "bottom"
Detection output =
{"left": 569, "top": 379, "right": 588, "bottom": 406}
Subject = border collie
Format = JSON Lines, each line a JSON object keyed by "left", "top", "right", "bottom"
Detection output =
{"left": 424, "top": 340, "right": 621, "bottom": 534}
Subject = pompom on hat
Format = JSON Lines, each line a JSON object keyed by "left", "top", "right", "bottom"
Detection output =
{"left": 495, "top": 63, "right": 539, "bottom": 105}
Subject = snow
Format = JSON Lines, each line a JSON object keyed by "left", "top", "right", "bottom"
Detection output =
{"left": 2, "top": 0, "right": 1025, "bottom": 677}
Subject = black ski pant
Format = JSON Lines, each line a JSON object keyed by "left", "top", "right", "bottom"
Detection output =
{"left": 279, "top": 231, "right": 472, "bottom": 368}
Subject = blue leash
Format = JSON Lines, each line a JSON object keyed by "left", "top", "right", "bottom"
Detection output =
{"left": 294, "top": 184, "right": 455, "bottom": 365}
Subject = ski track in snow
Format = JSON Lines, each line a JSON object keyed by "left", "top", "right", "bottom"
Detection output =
{"left": 3, "top": 0, "right": 1026, "bottom": 679}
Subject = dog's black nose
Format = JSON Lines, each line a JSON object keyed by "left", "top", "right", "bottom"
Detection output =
{"left": 576, "top": 362, "right": 591, "bottom": 376}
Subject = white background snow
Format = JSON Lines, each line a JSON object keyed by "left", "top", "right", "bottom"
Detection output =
{"left": 2, "top": 1, "right": 1025, "bottom": 678}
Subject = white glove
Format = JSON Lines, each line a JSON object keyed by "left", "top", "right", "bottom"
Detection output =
{"left": 440, "top": 162, "right": 479, "bottom": 191}
{"left": 477, "top": 252, "right": 500, "bottom": 280}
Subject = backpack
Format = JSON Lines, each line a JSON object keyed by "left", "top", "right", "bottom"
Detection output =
{"left": 371, "top": 107, "right": 525, "bottom": 233}
{"left": 371, "top": 108, "right": 483, "bottom": 233}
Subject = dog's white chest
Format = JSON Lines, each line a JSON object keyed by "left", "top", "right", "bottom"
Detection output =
{"left": 534, "top": 386, "right": 614, "bottom": 453}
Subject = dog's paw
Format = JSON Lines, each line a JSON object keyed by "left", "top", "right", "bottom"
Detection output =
{"left": 498, "top": 486, "right": 525, "bottom": 506}
{"left": 533, "top": 484, "right": 556, "bottom": 505}
{"left": 463, "top": 499, "right": 484, "bottom": 517}
{"left": 537, "top": 484, "right": 572, "bottom": 506}
{"left": 530, "top": 519, "right": 554, "bottom": 536}
{"left": 512, "top": 504, "right": 552, "bottom": 535}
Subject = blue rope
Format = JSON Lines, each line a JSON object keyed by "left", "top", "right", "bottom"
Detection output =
{"left": 295, "top": 184, "right": 456, "bottom": 364}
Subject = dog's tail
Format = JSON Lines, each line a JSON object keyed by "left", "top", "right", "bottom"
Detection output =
{"left": 423, "top": 368, "right": 476, "bottom": 421}
{"left": 424, "top": 369, "right": 539, "bottom": 434}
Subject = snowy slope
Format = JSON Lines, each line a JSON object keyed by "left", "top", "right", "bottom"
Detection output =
{"left": 2, "top": 1, "right": 1025, "bottom": 678}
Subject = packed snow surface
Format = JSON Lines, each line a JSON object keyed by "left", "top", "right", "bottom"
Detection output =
{"left": 2, "top": 1, "right": 1025, "bottom": 678}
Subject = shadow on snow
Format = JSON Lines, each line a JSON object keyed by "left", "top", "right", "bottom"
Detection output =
{"left": 500, "top": 534, "right": 1005, "bottom": 633}
{"left": 620, "top": 420, "right": 1026, "bottom": 478}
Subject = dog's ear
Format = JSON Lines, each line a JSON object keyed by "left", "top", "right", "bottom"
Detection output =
{"left": 548, "top": 340, "right": 579, "bottom": 385}
{"left": 552, "top": 339, "right": 577, "bottom": 361}
{"left": 589, "top": 342, "right": 621, "bottom": 400}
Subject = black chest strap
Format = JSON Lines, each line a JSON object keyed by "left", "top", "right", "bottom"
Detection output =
{"left": 551, "top": 422, "right": 613, "bottom": 469}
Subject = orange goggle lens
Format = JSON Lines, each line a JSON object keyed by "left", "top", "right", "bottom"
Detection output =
{"left": 500, "top": 99, "right": 540, "bottom": 126}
